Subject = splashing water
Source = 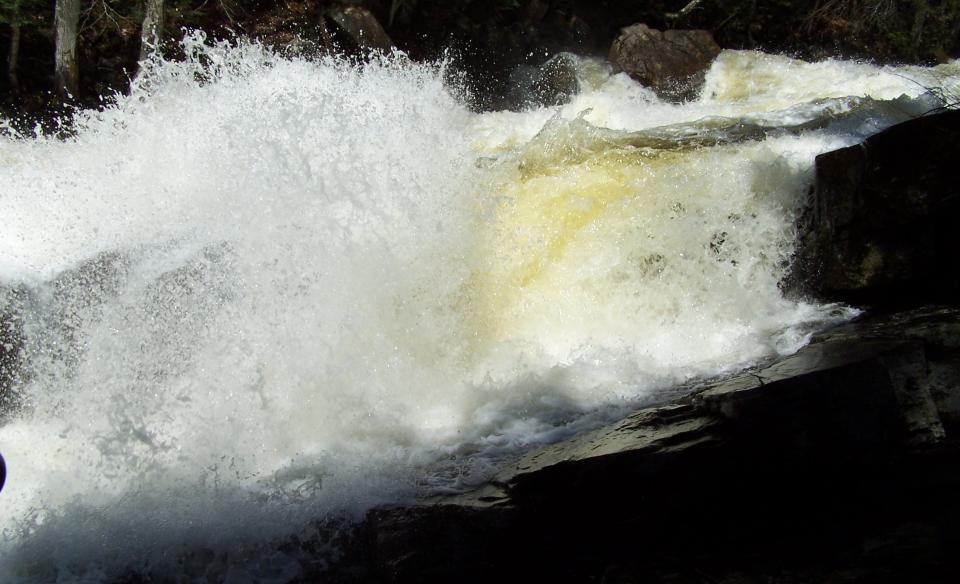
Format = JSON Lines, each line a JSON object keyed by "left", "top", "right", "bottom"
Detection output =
{"left": 0, "top": 34, "right": 957, "bottom": 581}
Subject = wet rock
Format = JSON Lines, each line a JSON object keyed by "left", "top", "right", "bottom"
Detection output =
{"left": 496, "top": 314, "right": 952, "bottom": 505}
{"left": 322, "top": 5, "right": 394, "bottom": 56}
{"left": 793, "top": 109, "right": 960, "bottom": 307}
{"left": 338, "top": 307, "right": 960, "bottom": 583}
{"left": 530, "top": 53, "right": 580, "bottom": 106}
{"left": 507, "top": 53, "right": 581, "bottom": 109}
{"left": 608, "top": 23, "right": 721, "bottom": 101}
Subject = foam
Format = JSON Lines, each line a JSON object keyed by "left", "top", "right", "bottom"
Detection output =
{"left": 0, "top": 38, "right": 954, "bottom": 580}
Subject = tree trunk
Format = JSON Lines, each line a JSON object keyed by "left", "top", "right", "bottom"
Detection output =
{"left": 139, "top": 0, "right": 165, "bottom": 62}
{"left": 7, "top": 23, "right": 20, "bottom": 96}
{"left": 54, "top": 0, "right": 81, "bottom": 99}
{"left": 910, "top": 5, "right": 927, "bottom": 60}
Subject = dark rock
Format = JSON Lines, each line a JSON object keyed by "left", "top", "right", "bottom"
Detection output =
{"left": 359, "top": 505, "right": 519, "bottom": 583}
{"left": 792, "top": 109, "right": 960, "bottom": 307}
{"left": 283, "top": 37, "right": 324, "bottom": 60}
{"left": 322, "top": 5, "right": 394, "bottom": 57}
{"left": 530, "top": 53, "right": 580, "bottom": 106}
{"left": 334, "top": 306, "right": 960, "bottom": 583}
{"left": 382, "top": 0, "right": 598, "bottom": 111}
{"left": 608, "top": 23, "right": 721, "bottom": 101}
{"left": 523, "top": 0, "right": 549, "bottom": 25}
{"left": 507, "top": 52, "right": 581, "bottom": 109}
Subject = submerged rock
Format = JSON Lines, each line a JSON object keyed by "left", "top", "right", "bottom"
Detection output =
{"left": 608, "top": 23, "right": 721, "bottom": 101}
{"left": 793, "top": 109, "right": 960, "bottom": 307}
{"left": 326, "top": 306, "right": 960, "bottom": 583}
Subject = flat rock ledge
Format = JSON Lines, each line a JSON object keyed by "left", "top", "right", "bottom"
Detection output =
{"left": 323, "top": 306, "right": 960, "bottom": 583}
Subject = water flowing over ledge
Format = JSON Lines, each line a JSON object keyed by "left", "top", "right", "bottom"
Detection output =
{"left": 0, "top": 36, "right": 957, "bottom": 581}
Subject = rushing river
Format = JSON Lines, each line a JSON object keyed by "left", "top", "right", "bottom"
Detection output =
{"left": 0, "top": 33, "right": 958, "bottom": 581}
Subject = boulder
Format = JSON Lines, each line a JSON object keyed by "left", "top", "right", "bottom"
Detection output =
{"left": 530, "top": 53, "right": 580, "bottom": 107}
{"left": 322, "top": 5, "right": 394, "bottom": 56}
{"left": 608, "top": 23, "right": 721, "bottom": 101}
{"left": 793, "top": 109, "right": 960, "bottom": 307}
{"left": 506, "top": 53, "right": 581, "bottom": 109}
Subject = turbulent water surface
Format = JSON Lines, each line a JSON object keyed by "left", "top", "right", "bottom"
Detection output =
{"left": 1, "top": 34, "right": 958, "bottom": 581}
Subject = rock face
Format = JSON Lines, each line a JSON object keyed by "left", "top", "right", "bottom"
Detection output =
{"left": 323, "top": 306, "right": 960, "bottom": 583}
{"left": 608, "top": 23, "right": 721, "bottom": 101}
{"left": 793, "top": 109, "right": 960, "bottom": 307}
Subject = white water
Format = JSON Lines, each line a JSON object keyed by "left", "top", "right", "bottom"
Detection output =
{"left": 0, "top": 35, "right": 957, "bottom": 581}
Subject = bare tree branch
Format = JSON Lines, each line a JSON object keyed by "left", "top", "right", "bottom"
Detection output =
{"left": 667, "top": 0, "right": 706, "bottom": 20}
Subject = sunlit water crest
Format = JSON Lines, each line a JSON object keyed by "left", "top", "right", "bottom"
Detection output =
{"left": 0, "top": 34, "right": 956, "bottom": 581}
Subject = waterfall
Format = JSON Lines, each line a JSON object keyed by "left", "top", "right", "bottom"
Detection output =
{"left": 0, "top": 34, "right": 957, "bottom": 581}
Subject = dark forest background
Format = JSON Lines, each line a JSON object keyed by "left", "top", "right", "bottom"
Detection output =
{"left": 1, "top": 0, "right": 959, "bottom": 119}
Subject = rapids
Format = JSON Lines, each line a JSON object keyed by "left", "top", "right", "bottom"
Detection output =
{"left": 0, "top": 34, "right": 957, "bottom": 581}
